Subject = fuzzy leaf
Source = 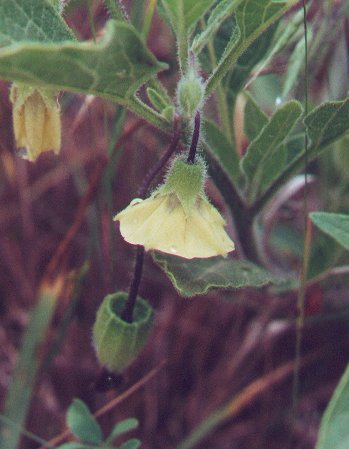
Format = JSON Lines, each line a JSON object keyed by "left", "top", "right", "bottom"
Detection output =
{"left": 153, "top": 253, "right": 280, "bottom": 297}
{"left": 66, "top": 399, "right": 103, "bottom": 445}
{"left": 204, "top": 118, "right": 241, "bottom": 184}
{"left": 310, "top": 212, "right": 349, "bottom": 252}
{"left": 241, "top": 100, "right": 303, "bottom": 202}
{"left": 206, "top": 0, "right": 298, "bottom": 96}
{"left": 0, "top": 0, "right": 74, "bottom": 45}
{"left": 244, "top": 93, "right": 269, "bottom": 141}
{"left": 315, "top": 363, "right": 349, "bottom": 449}
{"left": 305, "top": 98, "right": 349, "bottom": 157}
{"left": 192, "top": 0, "right": 244, "bottom": 54}
{"left": 160, "top": 0, "right": 215, "bottom": 34}
{"left": 0, "top": 20, "right": 167, "bottom": 102}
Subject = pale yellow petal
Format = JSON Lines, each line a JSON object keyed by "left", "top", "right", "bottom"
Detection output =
{"left": 145, "top": 204, "right": 186, "bottom": 256}
{"left": 115, "top": 195, "right": 168, "bottom": 245}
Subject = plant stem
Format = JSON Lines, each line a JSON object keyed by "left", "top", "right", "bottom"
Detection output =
{"left": 121, "top": 246, "right": 145, "bottom": 322}
{"left": 205, "top": 152, "right": 261, "bottom": 263}
{"left": 128, "top": 96, "right": 171, "bottom": 131}
{"left": 204, "top": 20, "right": 232, "bottom": 141}
{"left": 121, "top": 117, "right": 181, "bottom": 322}
{"left": 141, "top": 0, "right": 158, "bottom": 41}
{"left": 293, "top": 0, "right": 310, "bottom": 410}
{"left": 187, "top": 111, "right": 201, "bottom": 164}
{"left": 105, "top": 0, "right": 128, "bottom": 21}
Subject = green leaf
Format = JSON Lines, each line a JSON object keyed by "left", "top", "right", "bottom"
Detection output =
{"left": 153, "top": 253, "right": 281, "bottom": 297}
{"left": 241, "top": 100, "right": 303, "bottom": 202}
{"left": 0, "top": 20, "right": 167, "bottom": 102}
{"left": 0, "top": 287, "right": 58, "bottom": 449}
{"left": 244, "top": 92, "right": 268, "bottom": 141}
{"left": 0, "top": 0, "right": 75, "bottom": 45}
{"left": 310, "top": 212, "right": 349, "bottom": 252}
{"left": 281, "top": 31, "right": 308, "bottom": 98}
{"left": 191, "top": 0, "right": 244, "bottom": 54}
{"left": 252, "top": 98, "right": 349, "bottom": 214}
{"left": 66, "top": 399, "right": 103, "bottom": 445}
{"left": 205, "top": 0, "right": 299, "bottom": 97}
{"left": 305, "top": 98, "right": 349, "bottom": 157}
{"left": 119, "top": 438, "right": 142, "bottom": 449}
{"left": 106, "top": 418, "right": 139, "bottom": 443}
{"left": 203, "top": 118, "right": 241, "bottom": 184}
{"left": 315, "top": 363, "right": 349, "bottom": 449}
{"left": 160, "top": 0, "right": 216, "bottom": 34}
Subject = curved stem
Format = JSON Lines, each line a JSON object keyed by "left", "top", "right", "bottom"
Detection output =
{"left": 121, "top": 246, "right": 145, "bottom": 322}
{"left": 187, "top": 111, "right": 201, "bottom": 164}
{"left": 121, "top": 117, "right": 181, "bottom": 322}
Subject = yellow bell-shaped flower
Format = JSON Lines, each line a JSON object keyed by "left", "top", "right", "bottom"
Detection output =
{"left": 114, "top": 157, "right": 234, "bottom": 259}
{"left": 10, "top": 83, "right": 61, "bottom": 161}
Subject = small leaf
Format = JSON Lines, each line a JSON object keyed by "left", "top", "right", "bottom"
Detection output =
{"left": 192, "top": 0, "right": 244, "bottom": 54}
{"left": 310, "top": 212, "right": 349, "bottom": 252}
{"left": 66, "top": 399, "right": 103, "bottom": 445}
{"left": 106, "top": 418, "right": 139, "bottom": 443}
{"left": 119, "top": 438, "right": 142, "bottom": 449}
{"left": 305, "top": 98, "right": 349, "bottom": 156}
{"left": 0, "top": 20, "right": 167, "bottom": 102}
{"left": 206, "top": 0, "right": 299, "bottom": 97}
{"left": 315, "top": 363, "right": 349, "bottom": 449}
{"left": 203, "top": 118, "right": 241, "bottom": 184}
{"left": 159, "top": 0, "right": 215, "bottom": 35}
{"left": 0, "top": 0, "right": 75, "bottom": 45}
{"left": 244, "top": 93, "right": 269, "bottom": 141}
{"left": 153, "top": 253, "right": 281, "bottom": 297}
{"left": 241, "top": 100, "right": 303, "bottom": 202}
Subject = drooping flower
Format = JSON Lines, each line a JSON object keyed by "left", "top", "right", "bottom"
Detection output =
{"left": 114, "top": 157, "right": 234, "bottom": 259}
{"left": 10, "top": 83, "right": 61, "bottom": 161}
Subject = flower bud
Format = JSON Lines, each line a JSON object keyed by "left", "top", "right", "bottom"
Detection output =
{"left": 10, "top": 83, "right": 61, "bottom": 161}
{"left": 177, "top": 70, "right": 205, "bottom": 118}
{"left": 93, "top": 292, "right": 154, "bottom": 372}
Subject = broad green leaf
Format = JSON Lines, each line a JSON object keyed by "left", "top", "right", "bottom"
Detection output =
{"left": 305, "top": 98, "right": 349, "bottom": 157}
{"left": 153, "top": 253, "right": 280, "bottom": 297}
{"left": 66, "top": 399, "right": 103, "bottom": 445}
{"left": 0, "top": 20, "right": 167, "bottom": 102}
{"left": 119, "top": 438, "right": 142, "bottom": 449}
{"left": 244, "top": 93, "right": 268, "bottom": 141}
{"left": 203, "top": 118, "right": 241, "bottom": 184}
{"left": 250, "top": 98, "right": 349, "bottom": 214}
{"left": 160, "top": 0, "right": 216, "bottom": 34}
{"left": 315, "top": 363, "right": 349, "bottom": 449}
{"left": 106, "top": 418, "right": 139, "bottom": 443}
{"left": 0, "top": 0, "right": 74, "bottom": 45}
{"left": 205, "top": 0, "right": 299, "bottom": 97}
{"left": 241, "top": 100, "right": 303, "bottom": 202}
{"left": 310, "top": 212, "right": 349, "bottom": 252}
{"left": 192, "top": 0, "right": 244, "bottom": 54}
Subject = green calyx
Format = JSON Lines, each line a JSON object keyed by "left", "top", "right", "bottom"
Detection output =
{"left": 177, "top": 70, "right": 205, "bottom": 117}
{"left": 93, "top": 292, "right": 154, "bottom": 372}
{"left": 160, "top": 157, "right": 206, "bottom": 214}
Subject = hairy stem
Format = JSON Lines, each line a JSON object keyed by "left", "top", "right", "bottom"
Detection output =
{"left": 121, "top": 118, "right": 181, "bottom": 322}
